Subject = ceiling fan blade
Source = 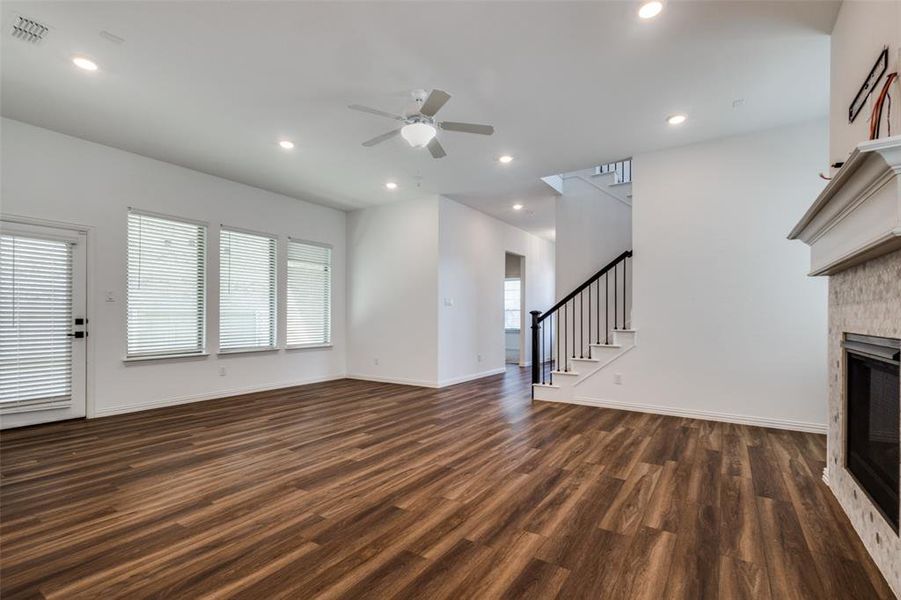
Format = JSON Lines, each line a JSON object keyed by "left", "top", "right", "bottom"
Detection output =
{"left": 439, "top": 121, "right": 495, "bottom": 135}
{"left": 419, "top": 89, "right": 451, "bottom": 117}
{"left": 427, "top": 138, "right": 446, "bottom": 159}
{"left": 348, "top": 104, "right": 404, "bottom": 121}
{"left": 362, "top": 129, "right": 401, "bottom": 147}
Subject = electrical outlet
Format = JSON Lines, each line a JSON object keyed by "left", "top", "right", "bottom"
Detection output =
{"left": 219, "top": 367, "right": 227, "bottom": 377}
{"left": 477, "top": 354, "right": 483, "bottom": 363}
{"left": 105, "top": 291, "right": 115, "bottom": 302}
{"left": 614, "top": 373, "right": 623, "bottom": 385}
{"left": 373, "top": 357, "right": 380, "bottom": 366}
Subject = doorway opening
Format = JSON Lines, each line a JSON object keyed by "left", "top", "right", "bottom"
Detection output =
{"left": 504, "top": 252, "right": 525, "bottom": 365}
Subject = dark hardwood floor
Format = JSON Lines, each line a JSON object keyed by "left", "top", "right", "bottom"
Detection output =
{"left": 0, "top": 366, "right": 893, "bottom": 599}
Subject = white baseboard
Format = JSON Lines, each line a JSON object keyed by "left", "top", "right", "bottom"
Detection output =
{"left": 93, "top": 374, "right": 346, "bottom": 418}
{"left": 348, "top": 367, "right": 507, "bottom": 389}
{"left": 345, "top": 373, "right": 439, "bottom": 388}
{"left": 822, "top": 467, "right": 830, "bottom": 486}
{"left": 437, "top": 367, "right": 506, "bottom": 387}
{"left": 539, "top": 395, "right": 827, "bottom": 434}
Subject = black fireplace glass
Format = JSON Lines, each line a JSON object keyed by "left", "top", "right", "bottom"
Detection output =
{"left": 846, "top": 350, "right": 900, "bottom": 532}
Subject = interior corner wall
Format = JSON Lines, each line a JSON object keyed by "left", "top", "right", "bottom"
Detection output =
{"left": 437, "top": 197, "right": 555, "bottom": 386}
{"left": 554, "top": 173, "right": 632, "bottom": 299}
{"left": 0, "top": 118, "right": 347, "bottom": 417}
{"left": 346, "top": 196, "right": 440, "bottom": 386}
{"left": 829, "top": 0, "right": 901, "bottom": 170}
{"left": 574, "top": 119, "right": 830, "bottom": 430}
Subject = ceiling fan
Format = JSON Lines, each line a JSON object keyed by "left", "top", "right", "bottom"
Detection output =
{"left": 349, "top": 89, "right": 494, "bottom": 159}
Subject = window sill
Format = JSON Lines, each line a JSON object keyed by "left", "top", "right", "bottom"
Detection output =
{"left": 217, "top": 347, "right": 279, "bottom": 356}
{"left": 505, "top": 329, "right": 521, "bottom": 334}
{"left": 123, "top": 352, "right": 210, "bottom": 364}
{"left": 286, "top": 343, "right": 333, "bottom": 351}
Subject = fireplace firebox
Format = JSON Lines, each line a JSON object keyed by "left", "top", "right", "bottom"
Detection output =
{"left": 844, "top": 333, "right": 900, "bottom": 532}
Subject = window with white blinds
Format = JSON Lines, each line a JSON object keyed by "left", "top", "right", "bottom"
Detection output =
{"left": 287, "top": 240, "right": 331, "bottom": 347}
{"left": 127, "top": 211, "right": 206, "bottom": 358}
{"left": 0, "top": 234, "right": 73, "bottom": 408}
{"left": 219, "top": 229, "right": 276, "bottom": 351}
{"left": 504, "top": 278, "right": 521, "bottom": 330}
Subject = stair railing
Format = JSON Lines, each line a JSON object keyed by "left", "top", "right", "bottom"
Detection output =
{"left": 531, "top": 250, "right": 632, "bottom": 387}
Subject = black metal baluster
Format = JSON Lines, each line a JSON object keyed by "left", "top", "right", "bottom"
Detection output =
{"left": 614, "top": 262, "right": 618, "bottom": 330}
{"left": 571, "top": 299, "right": 575, "bottom": 359}
{"left": 623, "top": 257, "right": 628, "bottom": 329}
{"left": 579, "top": 292, "right": 583, "bottom": 358}
{"left": 588, "top": 282, "right": 591, "bottom": 353}
{"left": 530, "top": 311, "right": 540, "bottom": 386}
{"left": 605, "top": 273, "right": 609, "bottom": 344}
{"left": 540, "top": 319, "right": 544, "bottom": 384}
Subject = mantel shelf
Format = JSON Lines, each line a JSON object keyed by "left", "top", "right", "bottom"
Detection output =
{"left": 788, "top": 135, "right": 901, "bottom": 276}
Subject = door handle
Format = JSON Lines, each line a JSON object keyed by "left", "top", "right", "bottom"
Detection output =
{"left": 67, "top": 331, "right": 86, "bottom": 339}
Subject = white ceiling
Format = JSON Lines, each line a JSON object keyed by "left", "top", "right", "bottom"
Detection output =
{"left": 1, "top": 1, "right": 837, "bottom": 239}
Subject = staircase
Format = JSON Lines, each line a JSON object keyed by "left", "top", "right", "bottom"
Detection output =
{"left": 531, "top": 250, "right": 633, "bottom": 402}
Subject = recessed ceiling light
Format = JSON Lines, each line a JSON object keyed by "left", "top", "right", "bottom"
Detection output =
{"left": 498, "top": 155, "right": 514, "bottom": 164}
{"left": 72, "top": 56, "right": 98, "bottom": 71}
{"left": 278, "top": 140, "right": 295, "bottom": 150}
{"left": 666, "top": 114, "right": 687, "bottom": 126}
{"left": 385, "top": 181, "right": 398, "bottom": 190}
{"left": 512, "top": 203, "right": 523, "bottom": 210}
{"left": 638, "top": 1, "right": 663, "bottom": 19}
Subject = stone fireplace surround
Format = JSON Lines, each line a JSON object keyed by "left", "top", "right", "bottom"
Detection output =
{"left": 789, "top": 136, "right": 901, "bottom": 597}
{"left": 828, "top": 250, "right": 901, "bottom": 595}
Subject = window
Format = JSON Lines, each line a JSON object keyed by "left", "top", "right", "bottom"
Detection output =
{"left": 286, "top": 240, "right": 331, "bottom": 347}
{"left": 504, "top": 278, "right": 521, "bottom": 330}
{"left": 127, "top": 211, "right": 206, "bottom": 358}
{"left": 219, "top": 228, "right": 276, "bottom": 351}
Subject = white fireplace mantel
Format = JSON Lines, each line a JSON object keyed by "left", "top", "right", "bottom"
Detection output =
{"left": 789, "top": 135, "right": 901, "bottom": 275}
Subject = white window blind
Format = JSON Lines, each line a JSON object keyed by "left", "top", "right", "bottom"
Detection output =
{"left": 287, "top": 240, "right": 331, "bottom": 347}
{"left": 0, "top": 234, "right": 73, "bottom": 408}
{"left": 220, "top": 229, "right": 276, "bottom": 351}
{"left": 127, "top": 211, "right": 206, "bottom": 358}
{"left": 504, "top": 278, "right": 521, "bottom": 330}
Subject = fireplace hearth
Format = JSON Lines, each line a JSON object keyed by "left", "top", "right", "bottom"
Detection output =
{"left": 844, "top": 333, "right": 900, "bottom": 532}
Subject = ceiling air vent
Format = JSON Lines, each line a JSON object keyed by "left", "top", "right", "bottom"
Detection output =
{"left": 11, "top": 16, "right": 49, "bottom": 44}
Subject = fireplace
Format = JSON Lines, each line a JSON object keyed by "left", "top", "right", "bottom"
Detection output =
{"left": 844, "top": 333, "right": 900, "bottom": 532}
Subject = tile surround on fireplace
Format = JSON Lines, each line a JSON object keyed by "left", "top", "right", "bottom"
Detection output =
{"left": 828, "top": 249, "right": 901, "bottom": 597}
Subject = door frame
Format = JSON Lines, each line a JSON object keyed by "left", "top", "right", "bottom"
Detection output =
{"left": 1, "top": 213, "right": 96, "bottom": 419}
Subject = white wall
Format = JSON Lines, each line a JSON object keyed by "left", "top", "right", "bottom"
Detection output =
{"left": 829, "top": 1, "right": 901, "bottom": 170}
{"left": 555, "top": 171, "right": 632, "bottom": 298}
{"left": 575, "top": 120, "right": 830, "bottom": 430}
{"left": 438, "top": 197, "right": 555, "bottom": 385}
{"left": 0, "top": 118, "right": 347, "bottom": 416}
{"left": 346, "top": 197, "right": 440, "bottom": 386}
{"left": 346, "top": 196, "right": 554, "bottom": 388}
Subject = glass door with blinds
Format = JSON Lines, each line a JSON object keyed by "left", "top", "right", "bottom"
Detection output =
{"left": 0, "top": 221, "right": 87, "bottom": 429}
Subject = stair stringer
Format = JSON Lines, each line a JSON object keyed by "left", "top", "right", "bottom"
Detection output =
{"left": 533, "top": 330, "right": 637, "bottom": 403}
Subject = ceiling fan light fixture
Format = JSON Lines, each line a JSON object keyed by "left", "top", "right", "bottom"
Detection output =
{"left": 401, "top": 122, "right": 437, "bottom": 148}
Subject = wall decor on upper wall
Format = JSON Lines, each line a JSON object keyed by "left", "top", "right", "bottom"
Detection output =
{"left": 849, "top": 47, "right": 888, "bottom": 124}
